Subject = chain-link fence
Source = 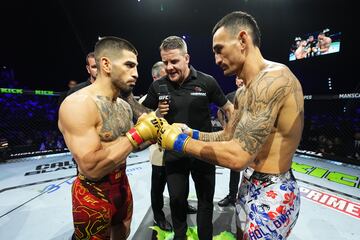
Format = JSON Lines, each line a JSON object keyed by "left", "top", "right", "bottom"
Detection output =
{"left": 1, "top": 89, "right": 359, "bottom": 165}
{"left": 298, "top": 94, "right": 359, "bottom": 164}
{"left": 0, "top": 89, "right": 65, "bottom": 161}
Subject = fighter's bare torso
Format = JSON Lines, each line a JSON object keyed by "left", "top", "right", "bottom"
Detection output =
{"left": 232, "top": 62, "right": 304, "bottom": 173}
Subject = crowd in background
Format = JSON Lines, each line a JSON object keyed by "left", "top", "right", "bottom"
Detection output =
{"left": 0, "top": 67, "right": 359, "bottom": 163}
{"left": 300, "top": 113, "right": 360, "bottom": 161}
{"left": 1, "top": 91, "right": 358, "bottom": 163}
{"left": 0, "top": 93, "right": 65, "bottom": 158}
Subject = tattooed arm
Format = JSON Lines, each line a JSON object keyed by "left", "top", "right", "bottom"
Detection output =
{"left": 182, "top": 71, "right": 295, "bottom": 171}
{"left": 197, "top": 88, "right": 244, "bottom": 142}
{"left": 197, "top": 108, "right": 239, "bottom": 142}
{"left": 120, "top": 92, "right": 152, "bottom": 120}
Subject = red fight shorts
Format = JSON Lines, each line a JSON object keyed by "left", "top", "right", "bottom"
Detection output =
{"left": 72, "top": 165, "right": 133, "bottom": 240}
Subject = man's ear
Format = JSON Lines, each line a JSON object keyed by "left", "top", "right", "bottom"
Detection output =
{"left": 237, "top": 30, "right": 248, "bottom": 44}
{"left": 237, "top": 30, "right": 250, "bottom": 49}
{"left": 185, "top": 53, "right": 190, "bottom": 64}
{"left": 100, "top": 57, "right": 111, "bottom": 73}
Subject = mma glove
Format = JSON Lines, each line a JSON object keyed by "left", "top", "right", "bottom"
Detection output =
{"left": 126, "top": 112, "right": 167, "bottom": 149}
{"left": 157, "top": 123, "right": 191, "bottom": 152}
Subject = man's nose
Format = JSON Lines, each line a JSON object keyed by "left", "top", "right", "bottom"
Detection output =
{"left": 215, "top": 54, "right": 222, "bottom": 66}
{"left": 132, "top": 69, "right": 138, "bottom": 79}
{"left": 166, "top": 64, "right": 174, "bottom": 71}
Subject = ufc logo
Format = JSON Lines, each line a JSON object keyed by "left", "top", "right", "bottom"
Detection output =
{"left": 159, "top": 127, "right": 166, "bottom": 135}
{"left": 159, "top": 95, "right": 170, "bottom": 101}
{"left": 157, "top": 127, "right": 166, "bottom": 145}
{"left": 151, "top": 119, "right": 161, "bottom": 133}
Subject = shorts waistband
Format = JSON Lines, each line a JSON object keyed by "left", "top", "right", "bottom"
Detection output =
{"left": 249, "top": 169, "right": 294, "bottom": 182}
{"left": 78, "top": 164, "right": 126, "bottom": 184}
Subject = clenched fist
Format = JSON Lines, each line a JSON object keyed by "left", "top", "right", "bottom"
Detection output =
{"left": 126, "top": 112, "right": 167, "bottom": 148}
{"left": 157, "top": 123, "right": 191, "bottom": 152}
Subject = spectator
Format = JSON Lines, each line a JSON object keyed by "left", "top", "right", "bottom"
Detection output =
{"left": 66, "top": 52, "right": 97, "bottom": 97}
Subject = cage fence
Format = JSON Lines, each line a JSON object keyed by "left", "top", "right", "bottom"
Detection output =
{"left": 0, "top": 89, "right": 65, "bottom": 161}
{"left": 1, "top": 89, "right": 359, "bottom": 165}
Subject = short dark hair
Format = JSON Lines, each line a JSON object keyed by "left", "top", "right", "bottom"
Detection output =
{"left": 86, "top": 52, "right": 95, "bottom": 65}
{"left": 159, "top": 36, "right": 188, "bottom": 54}
{"left": 94, "top": 36, "right": 138, "bottom": 67}
{"left": 212, "top": 11, "right": 261, "bottom": 48}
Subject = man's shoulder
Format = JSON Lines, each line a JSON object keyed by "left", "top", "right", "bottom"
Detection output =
{"left": 67, "top": 80, "right": 91, "bottom": 96}
{"left": 262, "top": 61, "right": 295, "bottom": 81}
{"left": 257, "top": 62, "right": 300, "bottom": 96}
{"left": 265, "top": 61, "right": 287, "bottom": 71}
{"left": 63, "top": 90, "right": 93, "bottom": 105}
{"left": 195, "top": 69, "right": 215, "bottom": 81}
{"left": 59, "top": 91, "right": 97, "bottom": 122}
{"left": 191, "top": 70, "right": 219, "bottom": 90}
{"left": 155, "top": 77, "right": 168, "bottom": 85}
{"left": 149, "top": 77, "right": 168, "bottom": 89}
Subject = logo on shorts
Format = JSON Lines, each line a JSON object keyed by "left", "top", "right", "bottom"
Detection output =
{"left": 115, "top": 172, "right": 122, "bottom": 179}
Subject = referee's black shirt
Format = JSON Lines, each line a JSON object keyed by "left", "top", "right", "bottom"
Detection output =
{"left": 142, "top": 65, "right": 227, "bottom": 133}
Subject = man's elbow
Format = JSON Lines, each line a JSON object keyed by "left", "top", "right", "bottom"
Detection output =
{"left": 75, "top": 156, "right": 104, "bottom": 180}
{"left": 82, "top": 170, "right": 103, "bottom": 181}
{"left": 78, "top": 164, "right": 99, "bottom": 180}
{"left": 227, "top": 152, "right": 253, "bottom": 172}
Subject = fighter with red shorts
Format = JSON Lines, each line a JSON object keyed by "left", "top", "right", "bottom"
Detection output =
{"left": 59, "top": 36, "right": 164, "bottom": 239}
{"left": 72, "top": 165, "right": 133, "bottom": 239}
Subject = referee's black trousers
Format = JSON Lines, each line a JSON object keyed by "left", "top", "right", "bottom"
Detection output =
{"left": 166, "top": 157, "right": 215, "bottom": 240}
{"left": 151, "top": 165, "right": 167, "bottom": 222}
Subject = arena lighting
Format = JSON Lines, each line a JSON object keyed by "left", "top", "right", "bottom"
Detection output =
{"left": 181, "top": 34, "right": 190, "bottom": 40}
{"left": 328, "top": 77, "right": 332, "bottom": 90}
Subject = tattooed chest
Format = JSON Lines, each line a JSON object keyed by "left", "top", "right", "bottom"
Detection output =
{"left": 236, "top": 90, "right": 249, "bottom": 112}
{"left": 95, "top": 98, "right": 132, "bottom": 142}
